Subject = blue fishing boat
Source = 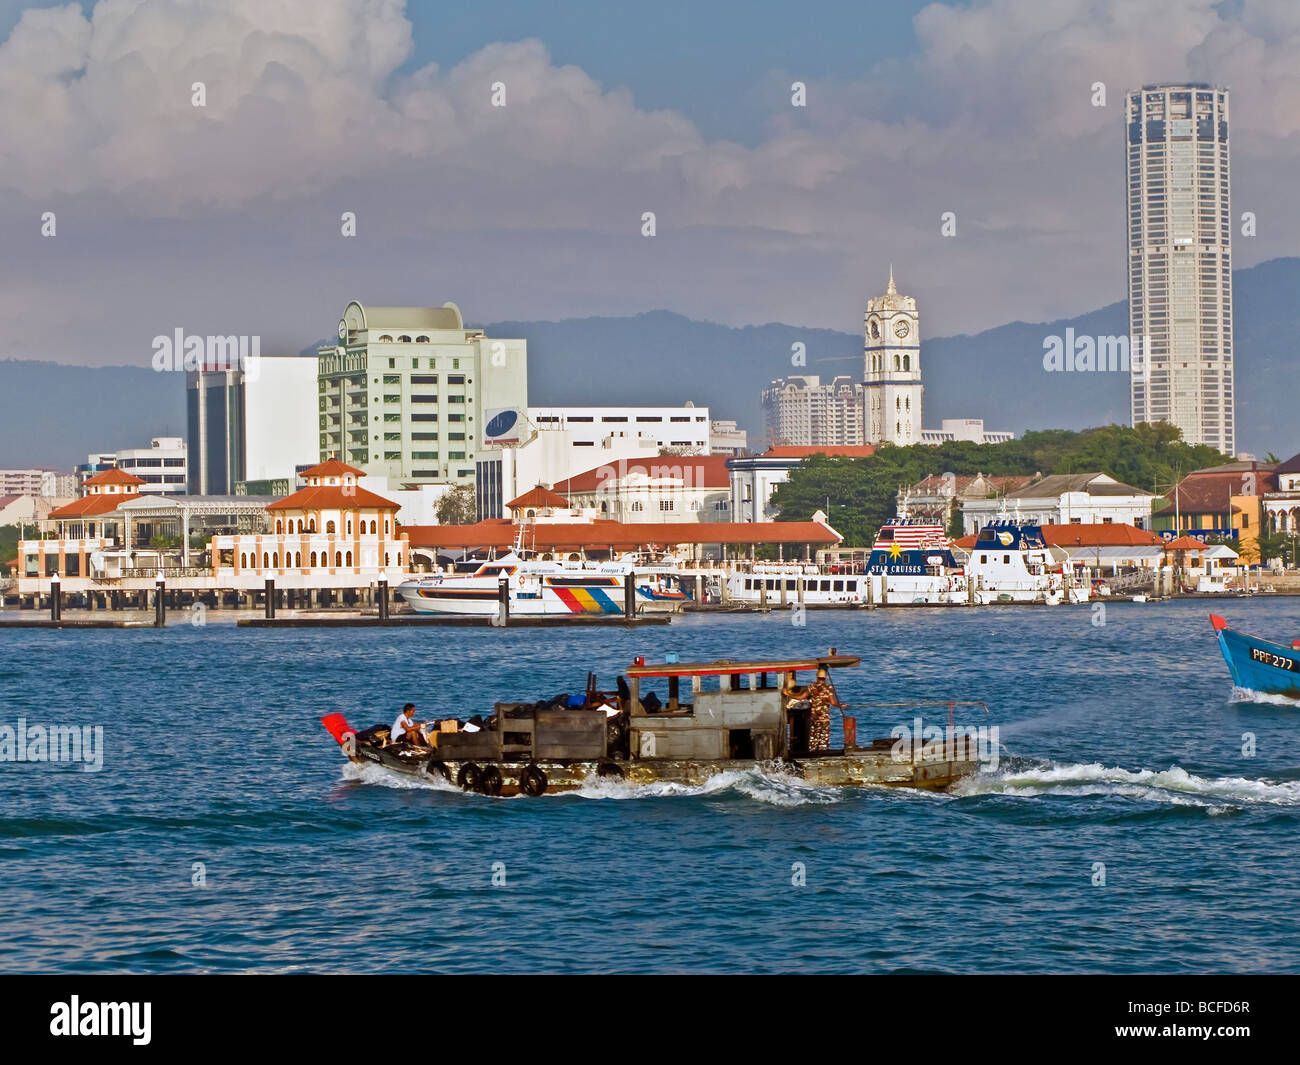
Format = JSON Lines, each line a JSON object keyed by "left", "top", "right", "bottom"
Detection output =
{"left": 1210, "top": 614, "right": 1300, "bottom": 698}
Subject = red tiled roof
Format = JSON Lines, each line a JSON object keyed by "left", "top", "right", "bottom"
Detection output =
{"left": 300, "top": 459, "right": 367, "bottom": 478}
{"left": 556, "top": 455, "right": 732, "bottom": 494}
{"left": 83, "top": 468, "right": 146, "bottom": 487}
{"left": 267, "top": 484, "right": 399, "bottom": 511}
{"left": 507, "top": 485, "right": 572, "bottom": 509}
{"left": 1163, "top": 535, "right": 1211, "bottom": 551}
{"left": 0, "top": 494, "right": 20, "bottom": 508}
{"left": 764, "top": 445, "right": 878, "bottom": 458}
{"left": 403, "top": 518, "right": 841, "bottom": 551}
{"left": 48, "top": 494, "right": 137, "bottom": 518}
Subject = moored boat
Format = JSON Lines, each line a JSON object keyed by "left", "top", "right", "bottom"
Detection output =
{"left": 321, "top": 652, "right": 987, "bottom": 794}
{"left": 1210, "top": 613, "right": 1300, "bottom": 698}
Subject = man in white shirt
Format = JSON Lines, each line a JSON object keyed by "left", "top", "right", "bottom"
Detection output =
{"left": 391, "top": 703, "right": 428, "bottom": 746}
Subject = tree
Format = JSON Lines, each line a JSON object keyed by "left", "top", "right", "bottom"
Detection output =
{"left": 435, "top": 484, "right": 478, "bottom": 525}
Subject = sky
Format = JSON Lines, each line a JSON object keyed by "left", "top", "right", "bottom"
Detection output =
{"left": 0, "top": 0, "right": 1296, "bottom": 369}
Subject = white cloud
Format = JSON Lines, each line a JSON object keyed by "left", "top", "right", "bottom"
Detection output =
{"left": 0, "top": 0, "right": 1298, "bottom": 352}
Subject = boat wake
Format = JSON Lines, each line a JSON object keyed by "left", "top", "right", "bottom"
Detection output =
{"left": 339, "top": 761, "right": 843, "bottom": 805}
{"left": 570, "top": 767, "right": 844, "bottom": 806}
{"left": 341, "top": 761, "right": 462, "bottom": 793}
{"left": 1228, "top": 685, "right": 1300, "bottom": 708}
{"left": 955, "top": 760, "right": 1300, "bottom": 810}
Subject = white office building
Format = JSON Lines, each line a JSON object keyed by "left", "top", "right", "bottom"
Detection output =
{"left": 110, "top": 437, "right": 188, "bottom": 495}
{"left": 527, "top": 405, "right": 711, "bottom": 454}
{"left": 319, "top": 301, "right": 528, "bottom": 486}
{"left": 1126, "top": 84, "right": 1235, "bottom": 453}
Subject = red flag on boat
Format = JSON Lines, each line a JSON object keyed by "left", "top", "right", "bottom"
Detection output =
{"left": 320, "top": 713, "right": 354, "bottom": 746}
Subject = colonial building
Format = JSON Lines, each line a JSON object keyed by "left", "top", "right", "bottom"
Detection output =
{"left": 863, "top": 268, "right": 922, "bottom": 446}
{"left": 210, "top": 459, "right": 407, "bottom": 586}
{"left": 554, "top": 456, "right": 732, "bottom": 523}
{"left": 1262, "top": 452, "right": 1300, "bottom": 536}
{"left": 1154, "top": 459, "right": 1275, "bottom": 559}
{"left": 960, "top": 473, "right": 1155, "bottom": 535}
{"left": 21, "top": 468, "right": 146, "bottom": 579}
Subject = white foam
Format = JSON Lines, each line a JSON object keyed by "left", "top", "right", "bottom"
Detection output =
{"left": 341, "top": 760, "right": 463, "bottom": 793}
{"left": 568, "top": 766, "right": 843, "bottom": 806}
{"left": 954, "top": 761, "right": 1300, "bottom": 808}
{"left": 1228, "top": 686, "right": 1300, "bottom": 708}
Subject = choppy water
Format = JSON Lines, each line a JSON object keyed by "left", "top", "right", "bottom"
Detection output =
{"left": 2, "top": 598, "right": 1298, "bottom": 973}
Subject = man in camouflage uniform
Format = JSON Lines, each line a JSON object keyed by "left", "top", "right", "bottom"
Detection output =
{"left": 805, "top": 668, "right": 841, "bottom": 752}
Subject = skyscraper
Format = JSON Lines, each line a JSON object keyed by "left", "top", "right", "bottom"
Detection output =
{"left": 1126, "top": 84, "right": 1234, "bottom": 454}
{"left": 762, "top": 375, "right": 864, "bottom": 447}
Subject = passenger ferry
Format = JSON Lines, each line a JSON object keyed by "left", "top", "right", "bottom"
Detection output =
{"left": 965, "top": 520, "right": 1089, "bottom": 605}
{"left": 720, "top": 511, "right": 1088, "bottom": 607}
{"left": 321, "top": 651, "right": 985, "bottom": 794}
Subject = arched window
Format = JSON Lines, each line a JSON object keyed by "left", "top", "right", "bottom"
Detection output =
{"left": 295, "top": 552, "right": 301, "bottom": 567}
{"left": 326, "top": 520, "right": 336, "bottom": 534}
{"left": 263, "top": 552, "right": 270, "bottom": 568}
{"left": 385, "top": 553, "right": 391, "bottom": 567}
{"left": 272, "top": 552, "right": 279, "bottom": 568}
{"left": 903, "top": 354, "right": 910, "bottom": 371}
{"left": 346, "top": 551, "right": 353, "bottom": 566}
{"left": 416, "top": 335, "right": 429, "bottom": 343}
{"left": 632, "top": 501, "right": 643, "bottom": 513}
{"left": 275, "top": 519, "right": 283, "bottom": 534}
{"left": 378, "top": 334, "right": 393, "bottom": 342}
{"left": 384, "top": 519, "right": 390, "bottom": 534}
{"left": 399, "top": 335, "right": 412, "bottom": 343}
{"left": 310, "top": 552, "right": 317, "bottom": 567}
{"left": 240, "top": 553, "right": 247, "bottom": 568}
{"left": 346, "top": 519, "right": 352, "bottom": 535}
{"left": 905, "top": 397, "right": 910, "bottom": 410}
{"left": 335, "top": 552, "right": 342, "bottom": 566}
{"left": 369, "top": 520, "right": 377, "bottom": 534}
{"left": 896, "top": 421, "right": 901, "bottom": 436}
{"left": 309, "top": 518, "right": 317, "bottom": 532}
{"left": 896, "top": 397, "right": 900, "bottom": 410}
{"left": 894, "top": 355, "right": 900, "bottom": 371}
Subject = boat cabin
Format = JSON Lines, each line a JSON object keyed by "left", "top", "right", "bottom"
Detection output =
{"left": 625, "top": 652, "right": 860, "bottom": 761}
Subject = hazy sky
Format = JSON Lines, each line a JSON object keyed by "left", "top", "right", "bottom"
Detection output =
{"left": 1, "top": 0, "right": 1296, "bottom": 369}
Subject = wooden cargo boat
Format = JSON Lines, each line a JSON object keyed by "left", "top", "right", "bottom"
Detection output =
{"left": 321, "top": 651, "right": 984, "bottom": 795}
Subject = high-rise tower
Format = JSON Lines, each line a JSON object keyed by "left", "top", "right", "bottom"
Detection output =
{"left": 1126, "top": 84, "right": 1234, "bottom": 454}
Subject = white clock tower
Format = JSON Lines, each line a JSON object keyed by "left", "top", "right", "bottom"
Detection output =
{"left": 863, "top": 266, "right": 922, "bottom": 446}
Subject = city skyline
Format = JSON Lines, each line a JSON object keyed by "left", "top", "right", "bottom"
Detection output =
{"left": 0, "top": 0, "right": 1297, "bottom": 371}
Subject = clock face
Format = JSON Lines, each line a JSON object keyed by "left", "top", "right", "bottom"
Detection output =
{"left": 338, "top": 319, "right": 347, "bottom": 340}
{"left": 893, "top": 320, "right": 911, "bottom": 339}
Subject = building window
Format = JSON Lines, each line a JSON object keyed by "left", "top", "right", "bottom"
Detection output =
{"left": 326, "top": 520, "right": 336, "bottom": 534}
{"left": 632, "top": 501, "right": 643, "bottom": 512}
{"left": 310, "top": 552, "right": 317, "bottom": 567}
{"left": 294, "top": 552, "right": 301, "bottom": 567}
{"left": 659, "top": 500, "right": 674, "bottom": 511}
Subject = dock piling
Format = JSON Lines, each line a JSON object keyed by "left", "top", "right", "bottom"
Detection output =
{"left": 624, "top": 570, "right": 636, "bottom": 621}
{"left": 154, "top": 576, "right": 166, "bottom": 628}
{"left": 50, "top": 574, "right": 61, "bottom": 624}
{"left": 265, "top": 578, "right": 275, "bottom": 620}
{"left": 378, "top": 578, "right": 389, "bottom": 621}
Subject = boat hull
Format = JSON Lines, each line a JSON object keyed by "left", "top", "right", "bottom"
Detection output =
{"left": 353, "top": 744, "right": 978, "bottom": 793}
{"left": 1211, "top": 614, "right": 1300, "bottom": 697}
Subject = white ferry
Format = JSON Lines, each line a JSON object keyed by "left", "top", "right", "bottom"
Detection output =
{"left": 722, "top": 514, "right": 1088, "bottom": 607}
{"left": 965, "top": 520, "right": 1089, "bottom": 605}
{"left": 397, "top": 553, "right": 691, "bottom": 616}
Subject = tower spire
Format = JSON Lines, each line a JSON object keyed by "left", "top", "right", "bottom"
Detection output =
{"left": 887, "top": 263, "right": 896, "bottom": 295}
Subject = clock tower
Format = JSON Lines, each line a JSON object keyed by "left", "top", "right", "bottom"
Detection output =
{"left": 863, "top": 266, "right": 922, "bottom": 446}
